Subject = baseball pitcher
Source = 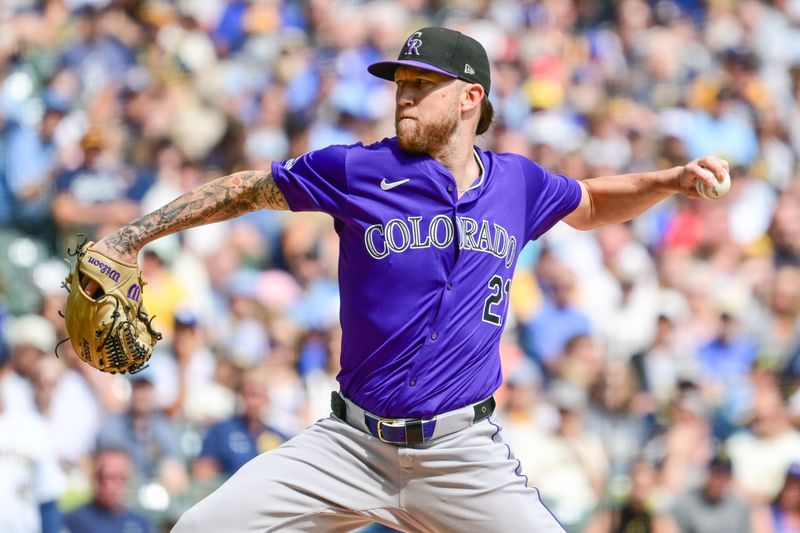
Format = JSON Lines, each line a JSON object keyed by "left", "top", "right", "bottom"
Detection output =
{"left": 81, "top": 27, "right": 730, "bottom": 532}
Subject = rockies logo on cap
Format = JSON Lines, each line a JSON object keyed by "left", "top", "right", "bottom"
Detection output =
{"left": 405, "top": 31, "right": 423, "bottom": 56}
{"left": 368, "top": 27, "right": 491, "bottom": 95}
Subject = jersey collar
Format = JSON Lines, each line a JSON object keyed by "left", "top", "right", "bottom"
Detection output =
{"left": 461, "top": 148, "right": 485, "bottom": 193}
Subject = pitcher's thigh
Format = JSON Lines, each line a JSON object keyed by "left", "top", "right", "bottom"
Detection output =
{"left": 405, "top": 419, "right": 566, "bottom": 533}
{"left": 407, "top": 476, "right": 564, "bottom": 532}
{"left": 173, "top": 418, "right": 391, "bottom": 533}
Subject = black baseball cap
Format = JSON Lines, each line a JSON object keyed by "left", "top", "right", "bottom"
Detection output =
{"left": 368, "top": 27, "right": 491, "bottom": 94}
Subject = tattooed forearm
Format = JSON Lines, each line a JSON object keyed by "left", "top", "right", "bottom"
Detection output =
{"left": 106, "top": 170, "right": 287, "bottom": 254}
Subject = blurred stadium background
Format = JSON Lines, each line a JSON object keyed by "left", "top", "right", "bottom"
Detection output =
{"left": 1, "top": 0, "right": 800, "bottom": 532}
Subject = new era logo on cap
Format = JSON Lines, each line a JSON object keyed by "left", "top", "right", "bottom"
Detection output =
{"left": 367, "top": 27, "right": 491, "bottom": 95}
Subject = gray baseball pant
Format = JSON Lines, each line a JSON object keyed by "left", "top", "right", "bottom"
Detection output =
{"left": 172, "top": 414, "right": 565, "bottom": 532}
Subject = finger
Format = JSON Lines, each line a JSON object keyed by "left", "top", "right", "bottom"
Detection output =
{"left": 693, "top": 164, "right": 718, "bottom": 188}
{"left": 82, "top": 278, "right": 101, "bottom": 298}
{"left": 710, "top": 156, "right": 730, "bottom": 173}
{"left": 699, "top": 157, "right": 728, "bottom": 182}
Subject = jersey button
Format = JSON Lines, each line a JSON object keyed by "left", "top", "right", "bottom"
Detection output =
{"left": 431, "top": 332, "right": 438, "bottom": 340}
{"left": 447, "top": 184, "right": 454, "bottom": 192}
{"left": 409, "top": 378, "right": 417, "bottom": 386}
{"left": 446, "top": 283, "right": 452, "bottom": 290}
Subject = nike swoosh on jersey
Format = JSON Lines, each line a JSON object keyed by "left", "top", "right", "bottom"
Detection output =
{"left": 380, "top": 178, "right": 410, "bottom": 191}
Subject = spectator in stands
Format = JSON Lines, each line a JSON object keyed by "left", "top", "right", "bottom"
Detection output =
{"left": 671, "top": 453, "right": 752, "bottom": 533}
{"left": 60, "top": 5, "right": 135, "bottom": 92}
{"left": 684, "top": 88, "right": 759, "bottom": 167}
{"left": 771, "top": 463, "right": 800, "bottom": 533}
{"left": 0, "top": 381, "right": 64, "bottom": 533}
{"left": 751, "top": 462, "right": 800, "bottom": 533}
{"left": 514, "top": 380, "right": 608, "bottom": 532}
{"left": 552, "top": 334, "right": 604, "bottom": 391}
{"left": 697, "top": 309, "right": 759, "bottom": 438}
{"left": 193, "top": 368, "right": 287, "bottom": 482}
{"left": 2, "top": 314, "right": 56, "bottom": 413}
{"left": 301, "top": 327, "right": 343, "bottom": 423}
{"left": 586, "top": 361, "right": 653, "bottom": 482}
{"left": 145, "top": 310, "right": 232, "bottom": 424}
{"left": 96, "top": 375, "right": 188, "bottom": 494}
{"left": 649, "top": 389, "right": 715, "bottom": 495}
{"left": 137, "top": 246, "right": 188, "bottom": 339}
{"left": 500, "top": 355, "right": 552, "bottom": 436}
{"left": 33, "top": 357, "right": 100, "bottom": 469}
{"left": 727, "top": 381, "right": 800, "bottom": 502}
{"left": 632, "top": 311, "right": 699, "bottom": 407}
{"left": 65, "top": 447, "right": 153, "bottom": 533}
{"left": 219, "top": 269, "right": 270, "bottom": 367}
{"left": 768, "top": 192, "right": 800, "bottom": 268}
{"left": 52, "top": 130, "right": 140, "bottom": 242}
{"left": 1, "top": 101, "right": 65, "bottom": 240}
{"left": 585, "top": 459, "right": 673, "bottom": 533}
{"left": 522, "top": 266, "right": 592, "bottom": 371}
{"left": 751, "top": 266, "right": 800, "bottom": 371}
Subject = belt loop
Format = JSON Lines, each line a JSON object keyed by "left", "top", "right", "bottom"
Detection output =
{"left": 473, "top": 396, "right": 495, "bottom": 422}
{"left": 405, "top": 419, "right": 424, "bottom": 444}
{"left": 331, "top": 391, "right": 347, "bottom": 420}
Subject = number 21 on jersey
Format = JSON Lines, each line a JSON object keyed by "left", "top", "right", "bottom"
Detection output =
{"left": 482, "top": 275, "right": 511, "bottom": 326}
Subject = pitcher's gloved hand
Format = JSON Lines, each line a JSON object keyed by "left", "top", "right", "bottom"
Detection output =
{"left": 62, "top": 237, "right": 161, "bottom": 374}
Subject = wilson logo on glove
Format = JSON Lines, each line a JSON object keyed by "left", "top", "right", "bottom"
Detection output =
{"left": 127, "top": 284, "right": 141, "bottom": 302}
{"left": 86, "top": 256, "right": 121, "bottom": 282}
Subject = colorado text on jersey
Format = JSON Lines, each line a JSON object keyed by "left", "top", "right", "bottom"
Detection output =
{"left": 364, "top": 215, "right": 517, "bottom": 268}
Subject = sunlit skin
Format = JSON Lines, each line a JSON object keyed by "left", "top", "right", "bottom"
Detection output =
{"left": 394, "top": 68, "right": 460, "bottom": 154}
{"left": 393, "top": 66, "right": 484, "bottom": 191}
{"left": 93, "top": 450, "right": 132, "bottom": 512}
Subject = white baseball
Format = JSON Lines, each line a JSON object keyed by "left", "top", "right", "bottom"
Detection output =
{"left": 695, "top": 168, "right": 731, "bottom": 199}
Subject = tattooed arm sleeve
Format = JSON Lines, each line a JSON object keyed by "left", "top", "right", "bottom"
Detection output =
{"left": 105, "top": 170, "right": 287, "bottom": 256}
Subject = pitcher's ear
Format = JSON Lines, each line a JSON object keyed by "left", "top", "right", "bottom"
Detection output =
{"left": 461, "top": 83, "right": 484, "bottom": 111}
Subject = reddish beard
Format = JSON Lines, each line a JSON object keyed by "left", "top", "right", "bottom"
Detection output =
{"left": 396, "top": 109, "right": 459, "bottom": 154}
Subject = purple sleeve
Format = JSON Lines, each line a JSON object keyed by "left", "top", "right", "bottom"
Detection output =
{"left": 270, "top": 144, "right": 350, "bottom": 218}
{"left": 517, "top": 156, "right": 583, "bottom": 241}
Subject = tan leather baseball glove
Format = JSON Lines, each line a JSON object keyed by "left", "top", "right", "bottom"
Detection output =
{"left": 62, "top": 238, "right": 162, "bottom": 374}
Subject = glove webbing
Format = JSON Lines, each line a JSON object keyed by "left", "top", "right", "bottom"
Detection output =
{"left": 97, "top": 293, "right": 162, "bottom": 374}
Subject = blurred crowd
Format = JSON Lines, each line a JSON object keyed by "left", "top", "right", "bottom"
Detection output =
{"left": 2, "top": 0, "right": 800, "bottom": 532}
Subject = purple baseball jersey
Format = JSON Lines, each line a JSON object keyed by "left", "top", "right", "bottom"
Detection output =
{"left": 271, "top": 138, "right": 581, "bottom": 418}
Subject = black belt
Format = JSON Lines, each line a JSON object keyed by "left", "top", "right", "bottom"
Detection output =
{"left": 331, "top": 392, "right": 496, "bottom": 445}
